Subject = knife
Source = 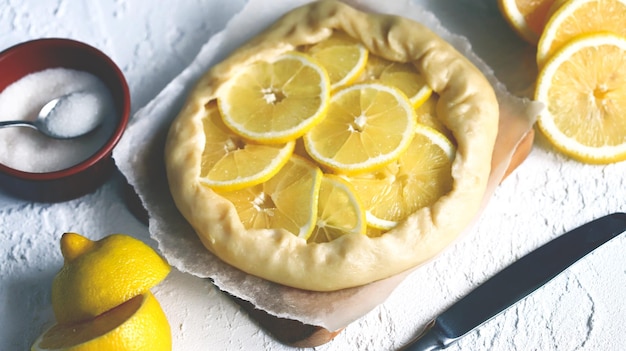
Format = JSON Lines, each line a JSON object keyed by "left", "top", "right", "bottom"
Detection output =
{"left": 401, "top": 212, "right": 626, "bottom": 351}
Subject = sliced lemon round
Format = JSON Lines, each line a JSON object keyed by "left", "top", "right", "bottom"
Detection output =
{"left": 359, "top": 55, "right": 432, "bottom": 108}
{"left": 308, "top": 174, "right": 366, "bottom": 243}
{"left": 218, "top": 155, "right": 323, "bottom": 239}
{"left": 32, "top": 293, "right": 171, "bottom": 351}
{"left": 217, "top": 51, "right": 330, "bottom": 143}
{"left": 303, "top": 83, "right": 417, "bottom": 174}
{"left": 415, "top": 93, "right": 454, "bottom": 142}
{"left": 199, "top": 101, "right": 294, "bottom": 191}
{"left": 307, "top": 31, "right": 369, "bottom": 90}
{"left": 497, "top": 0, "right": 557, "bottom": 44}
{"left": 345, "top": 124, "right": 456, "bottom": 230}
{"left": 536, "top": 0, "right": 626, "bottom": 67}
{"left": 535, "top": 33, "right": 626, "bottom": 164}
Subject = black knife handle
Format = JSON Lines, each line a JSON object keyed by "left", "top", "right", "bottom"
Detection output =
{"left": 401, "top": 212, "right": 626, "bottom": 351}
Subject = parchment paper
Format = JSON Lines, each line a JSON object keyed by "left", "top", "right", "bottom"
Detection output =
{"left": 113, "top": 0, "right": 542, "bottom": 331}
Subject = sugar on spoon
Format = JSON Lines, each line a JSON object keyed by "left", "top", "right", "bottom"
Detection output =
{"left": 0, "top": 91, "right": 106, "bottom": 139}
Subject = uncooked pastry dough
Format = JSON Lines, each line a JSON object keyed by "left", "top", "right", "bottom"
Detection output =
{"left": 165, "top": 0, "right": 499, "bottom": 291}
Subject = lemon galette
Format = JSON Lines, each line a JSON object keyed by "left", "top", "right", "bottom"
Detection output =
{"left": 165, "top": 0, "right": 499, "bottom": 291}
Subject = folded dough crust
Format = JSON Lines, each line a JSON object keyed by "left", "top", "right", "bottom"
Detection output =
{"left": 165, "top": 0, "right": 499, "bottom": 291}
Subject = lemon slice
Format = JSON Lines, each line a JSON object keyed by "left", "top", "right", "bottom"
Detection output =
{"left": 307, "top": 31, "right": 369, "bottom": 90}
{"left": 497, "top": 0, "right": 557, "bottom": 44}
{"left": 536, "top": 0, "right": 626, "bottom": 67}
{"left": 345, "top": 124, "right": 456, "bottom": 230}
{"left": 217, "top": 51, "right": 330, "bottom": 143}
{"left": 303, "top": 83, "right": 417, "bottom": 174}
{"left": 535, "top": 33, "right": 626, "bottom": 164}
{"left": 51, "top": 233, "right": 171, "bottom": 325}
{"left": 415, "top": 93, "right": 454, "bottom": 142}
{"left": 308, "top": 174, "right": 366, "bottom": 243}
{"left": 32, "top": 293, "right": 171, "bottom": 351}
{"left": 360, "top": 55, "right": 432, "bottom": 108}
{"left": 199, "top": 101, "right": 294, "bottom": 191}
{"left": 218, "top": 155, "right": 323, "bottom": 239}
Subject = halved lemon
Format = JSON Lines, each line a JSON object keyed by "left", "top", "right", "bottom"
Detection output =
{"left": 497, "top": 0, "right": 557, "bottom": 44}
{"left": 535, "top": 33, "right": 626, "bottom": 164}
{"left": 359, "top": 55, "right": 432, "bottom": 108}
{"left": 308, "top": 174, "right": 366, "bottom": 243}
{"left": 306, "top": 31, "right": 369, "bottom": 90}
{"left": 217, "top": 155, "right": 323, "bottom": 239}
{"left": 303, "top": 83, "right": 417, "bottom": 174}
{"left": 217, "top": 51, "right": 330, "bottom": 143}
{"left": 51, "top": 233, "right": 171, "bottom": 325}
{"left": 199, "top": 101, "right": 294, "bottom": 191}
{"left": 344, "top": 124, "right": 456, "bottom": 230}
{"left": 32, "top": 293, "right": 171, "bottom": 351}
{"left": 536, "top": 0, "right": 626, "bottom": 66}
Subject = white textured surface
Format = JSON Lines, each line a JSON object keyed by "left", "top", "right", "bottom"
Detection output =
{"left": 1, "top": 1, "right": 625, "bottom": 351}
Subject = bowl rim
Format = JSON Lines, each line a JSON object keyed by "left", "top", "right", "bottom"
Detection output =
{"left": 0, "top": 37, "right": 131, "bottom": 181}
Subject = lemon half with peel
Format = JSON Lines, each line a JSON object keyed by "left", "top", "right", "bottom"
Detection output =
{"left": 303, "top": 83, "right": 417, "bottom": 174}
{"left": 52, "top": 233, "right": 171, "bottom": 325}
{"left": 345, "top": 124, "right": 456, "bottom": 230}
{"left": 535, "top": 33, "right": 626, "bottom": 164}
{"left": 217, "top": 51, "right": 330, "bottom": 144}
{"left": 32, "top": 292, "right": 171, "bottom": 351}
{"left": 218, "top": 155, "right": 323, "bottom": 240}
{"left": 200, "top": 101, "right": 294, "bottom": 191}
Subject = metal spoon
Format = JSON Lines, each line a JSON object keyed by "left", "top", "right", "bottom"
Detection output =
{"left": 0, "top": 91, "right": 105, "bottom": 139}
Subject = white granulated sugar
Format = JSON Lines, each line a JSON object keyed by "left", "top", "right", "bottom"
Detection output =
{"left": 0, "top": 68, "right": 116, "bottom": 173}
{"left": 43, "top": 92, "right": 107, "bottom": 139}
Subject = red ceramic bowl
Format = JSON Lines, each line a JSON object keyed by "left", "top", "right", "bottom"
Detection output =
{"left": 0, "top": 38, "right": 130, "bottom": 202}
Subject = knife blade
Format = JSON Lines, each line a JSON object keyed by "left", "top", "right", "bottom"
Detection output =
{"left": 401, "top": 212, "right": 626, "bottom": 351}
